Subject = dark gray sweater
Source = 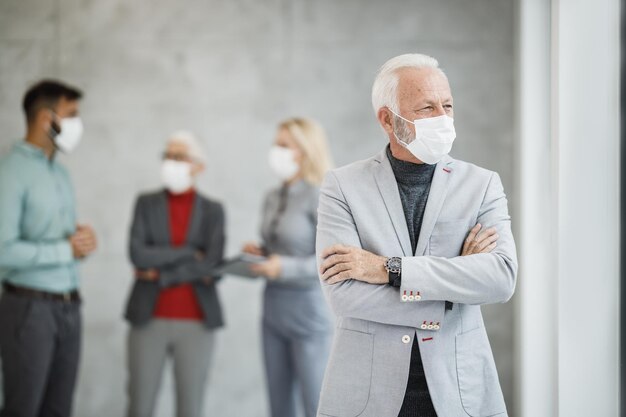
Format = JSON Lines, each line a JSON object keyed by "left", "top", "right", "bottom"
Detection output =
{"left": 386, "top": 146, "right": 436, "bottom": 253}
{"left": 386, "top": 146, "right": 438, "bottom": 417}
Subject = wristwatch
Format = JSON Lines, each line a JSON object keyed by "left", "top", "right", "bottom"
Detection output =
{"left": 384, "top": 257, "right": 402, "bottom": 287}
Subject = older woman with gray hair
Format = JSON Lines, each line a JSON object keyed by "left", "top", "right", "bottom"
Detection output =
{"left": 123, "top": 131, "right": 225, "bottom": 417}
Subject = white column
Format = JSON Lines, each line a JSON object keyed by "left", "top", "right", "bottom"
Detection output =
{"left": 554, "top": 0, "right": 620, "bottom": 415}
{"left": 516, "top": 0, "right": 620, "bottom": 416}
{"left": 516, "top": 0, "right": 558, "bottom": 416}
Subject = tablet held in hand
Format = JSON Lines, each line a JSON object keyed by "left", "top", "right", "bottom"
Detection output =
{"left": 214, "top": 253, "right": 267, "bottom": 278}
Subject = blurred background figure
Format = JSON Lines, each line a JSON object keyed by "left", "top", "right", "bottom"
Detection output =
{"left": 242, "top": 118, "right": 333, "bottom": 417}
{"left": 124, "top": 131, "right": 225, "bottom": 417}
{"left": 0, "top": 80, "right": 97, "bottom": 417}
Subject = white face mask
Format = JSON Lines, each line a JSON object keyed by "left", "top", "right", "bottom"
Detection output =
{"left": 390, "top": 110, "right": 456, "bottom": 165}
{"left": 161, "top": 160, "right": 193, "bottom": 194}
{"left": 51, "top": 117, "right": 84, "bottom": 153}
{"left": 268, "top": 146, "right": 299, "bottom": 181}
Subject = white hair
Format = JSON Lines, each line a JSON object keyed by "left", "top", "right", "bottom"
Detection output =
{"left": 167, "top": 130, "right": 206, "bottom": 163}
{"left": 371, "top": 53, "right": 443, "bottom": 114}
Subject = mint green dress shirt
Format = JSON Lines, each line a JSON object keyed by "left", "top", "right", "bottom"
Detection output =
{"left": 0, "top": 141, "right": 79, "bottom": 292}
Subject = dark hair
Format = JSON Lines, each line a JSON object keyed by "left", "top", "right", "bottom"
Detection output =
{"left": 22, "top": 80, "right": 83, "bottom": 123}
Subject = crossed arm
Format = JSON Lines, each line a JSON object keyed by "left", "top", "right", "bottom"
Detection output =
{"left": 316, "top": 171, "right": 517, "bottom": 326}
{"left": 319, "top": 223, "right": 498, "bottom": 285}
{"left": 129, "top": 197, "right": 226, "bottom": 287}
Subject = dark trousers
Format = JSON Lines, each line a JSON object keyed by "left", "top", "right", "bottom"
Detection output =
{"left": 0, "top": 292, "right": 81, "bottom": 417}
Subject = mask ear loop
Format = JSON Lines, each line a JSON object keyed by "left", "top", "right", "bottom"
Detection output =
{"left": 387, "top": 108, "right": 415, "bottom": 147}
{"left": 387, "top": 108, "right": 415, "bottom": 125}
{"left": 44, "top": 110, "right": 66, "bottom": 161}
{"left": 47, "top": 109, "right": 62, "bottom": 140}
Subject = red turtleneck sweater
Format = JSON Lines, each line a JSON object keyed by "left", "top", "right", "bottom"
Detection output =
{"left": 153, "top": 189, "right": 204, "bottom": 320}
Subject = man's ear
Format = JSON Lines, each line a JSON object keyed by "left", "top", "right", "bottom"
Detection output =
{"left": 377, "top": 108, "right": 394, "bottom": 135}
{"left": 36, "top": 108, "right": 58, "bottom": 135}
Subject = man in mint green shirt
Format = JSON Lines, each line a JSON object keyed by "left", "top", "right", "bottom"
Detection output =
{"left": 0, "top": 142, "right": 79, "bottom": 291}
{"left": 0, "top": 80, "right": 97, "bottom": 417}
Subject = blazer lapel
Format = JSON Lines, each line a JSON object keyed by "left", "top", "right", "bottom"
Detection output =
{"left": 373, "top": 149, "right": 412, "bottom": 256}
{"left": 154, "top": 191, "right": 171, "bottom": 244}
{"left": 414, "top": 156, "right": 454, "bottom": 256}
{"left": 186, "top": 192, "right": 203, "bottom": 246}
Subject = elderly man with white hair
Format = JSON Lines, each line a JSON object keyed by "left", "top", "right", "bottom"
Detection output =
{"left": 123, "top": 131, "right": 226, "bottom": 417}
{"left": 316, "top": 54, "right": 517, "bottom": 417}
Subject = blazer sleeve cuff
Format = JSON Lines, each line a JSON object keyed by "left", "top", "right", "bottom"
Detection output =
{"left": 399, "top": 257, "right": 423, "bottom": 303}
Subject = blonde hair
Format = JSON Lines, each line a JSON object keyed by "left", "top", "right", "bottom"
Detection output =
{"left": 279, "top": 117, "right": 333, "bottom": 185}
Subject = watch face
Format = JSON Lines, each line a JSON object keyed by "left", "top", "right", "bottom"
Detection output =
{"left": 389, "top": 258, "right": 401, "bottom": 269}
{"left": 386, "top": 257, "right": 402, "bottom": 272}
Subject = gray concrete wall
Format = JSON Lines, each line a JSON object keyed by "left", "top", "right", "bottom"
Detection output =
{"left": 0, "top": 1, "right": 517, "bottom": 415}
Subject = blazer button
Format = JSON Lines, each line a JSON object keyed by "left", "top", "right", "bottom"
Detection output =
{"left": 415, "top": 295, "right": 422, "bottom": 301}
{"left": 420, "top": 323, "right": 428, "bottom": 330}
{"left": 401, "top": 294, "right": 409, "bottom": 302}
{"left": 408, "top": 295, "right": 415, "bottom": 301}
{"left": 402, "top": 335, "right": 411, "bottom": 344}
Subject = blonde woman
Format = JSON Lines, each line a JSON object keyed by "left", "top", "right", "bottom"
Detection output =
{"left": 242, "top": 117, "right": 333, "bottom": 417}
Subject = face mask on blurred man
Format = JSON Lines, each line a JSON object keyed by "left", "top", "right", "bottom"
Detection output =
{"left": 161, "top": 160, "right": 193, "bottom": 194}
{"left": 390, "top": 109, "right": 456, "bottom": 165}
{"left": 268, "top": 146, "right": 299, "bottom": 181}
{"left": 48, "top": 114, "right": 84, "bottom": 154}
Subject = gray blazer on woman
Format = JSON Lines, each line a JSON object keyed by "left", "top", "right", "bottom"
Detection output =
{"left": 124, "top": 190, "right": 225, "bottom": 329}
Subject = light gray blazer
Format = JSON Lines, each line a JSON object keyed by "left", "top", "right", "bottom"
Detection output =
{"left": 315, "top": 148, "right": 517, "bottom": 417}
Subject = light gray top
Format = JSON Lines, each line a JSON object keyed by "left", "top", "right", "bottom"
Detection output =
{"left": 260, "top": 179, "right": 320, "bottom": 289}
{"left": 386, "top": 145, "right": 436, "bottom": 254}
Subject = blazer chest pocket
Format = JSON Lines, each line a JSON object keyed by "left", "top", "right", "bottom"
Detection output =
{"left": 455, "top": 327, "right": 507, "bottom": 416}
{"left": 429, "top": 219, "right": 470, "bottom": 258}
{"left": 318, "top": 328, "right": 373, "bottom": 417}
